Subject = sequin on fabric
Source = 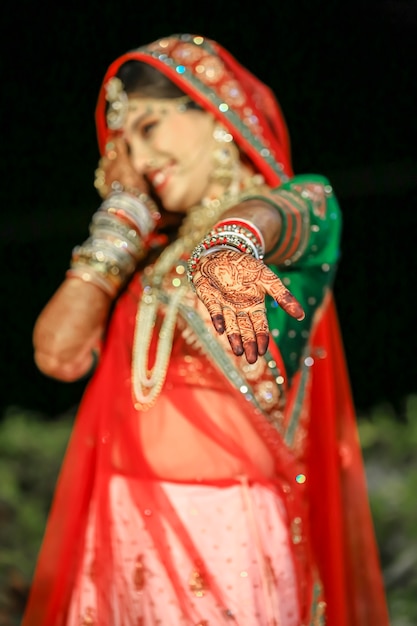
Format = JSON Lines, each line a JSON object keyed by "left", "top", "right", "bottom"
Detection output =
{"left": 189, "top": 567, "right": 208, "bottom": 597}
{"left": 133, "top": 555, "right": 145, "bottom": 591}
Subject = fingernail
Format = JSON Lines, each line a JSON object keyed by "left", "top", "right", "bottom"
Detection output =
{"left": 257, "top": 334, "right": 269, "bottom": 356}
{"left": 245, "top": 342, "right": 258, "bottom": 364}
{"left": 228, "top": 334, "right": 244, "bottom": 356}
{"left": 212, "top": 314, "right": 225, "bottom": 334}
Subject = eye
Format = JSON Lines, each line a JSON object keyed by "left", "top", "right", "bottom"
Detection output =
{"left": 142, "top": 120, "right": 158, "bottom": 137}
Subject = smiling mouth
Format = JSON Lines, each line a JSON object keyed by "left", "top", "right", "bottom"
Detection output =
{"left": 147, "top": 165, "right": 175, "bottom": 192}
{"left": 151, "top": 171, "right": 165, "bottom": 188}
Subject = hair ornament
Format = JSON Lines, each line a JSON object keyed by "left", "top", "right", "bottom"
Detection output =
{"left": 105, "top": 77, "right": 129, "bottom": 130}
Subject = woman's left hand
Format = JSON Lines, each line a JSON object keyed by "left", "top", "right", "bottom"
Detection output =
{"left": 192, "top": 249, "right": 305, "bottom": 363}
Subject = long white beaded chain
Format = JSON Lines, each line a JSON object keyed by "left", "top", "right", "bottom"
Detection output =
{"left": 131, "top": 202, "right": 230, "bottom": 410}
{"left": 131, "top": 278, "right": 187, "bottom": 408}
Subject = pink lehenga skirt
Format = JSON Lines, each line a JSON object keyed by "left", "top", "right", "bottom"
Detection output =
{"left": 67, "top": 475, "right": 300, "bottom": 626}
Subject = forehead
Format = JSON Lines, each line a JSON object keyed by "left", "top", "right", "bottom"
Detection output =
{"left": 121, "top": 97, "right": 167, "bottom": 132}
{"left": 122, "top": 96, "right": 214, "bottom": 135}
{"left": 123, "top": 96, "right": 187, "bottom": 126}
{"left": 127, "top": 97, "right": 163, "bottom": 115}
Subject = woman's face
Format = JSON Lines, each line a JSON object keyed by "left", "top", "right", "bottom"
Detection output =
{"left": 123, "top": 97, "right": 219, "bottom": 212}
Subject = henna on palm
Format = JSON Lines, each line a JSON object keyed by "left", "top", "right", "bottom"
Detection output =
{"left": 193, "top": 250, "right": 304, "bottom": 362}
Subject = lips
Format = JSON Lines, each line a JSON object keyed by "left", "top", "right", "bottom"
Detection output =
{"left": 147, "top": 163, "right": 175, "bottom": 192}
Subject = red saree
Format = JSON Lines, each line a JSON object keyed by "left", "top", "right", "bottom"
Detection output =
{"left": 22, "top": 34, "right": 390, "bottom": 626}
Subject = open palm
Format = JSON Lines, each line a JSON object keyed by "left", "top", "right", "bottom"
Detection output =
{"left": 192, "top": 249, "right": 305, "bottom": 363}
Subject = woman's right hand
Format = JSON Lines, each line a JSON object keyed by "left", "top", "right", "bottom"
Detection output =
{"left": 94, "top": 135, "right": 149, "bottom": 199}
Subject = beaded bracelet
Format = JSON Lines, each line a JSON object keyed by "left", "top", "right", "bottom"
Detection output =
{"left": 187, "top": 219, "right": 265, "bottom": 283}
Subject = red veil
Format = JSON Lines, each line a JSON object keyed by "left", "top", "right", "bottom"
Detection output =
{"left": 23, "top": 34, "right": 390, "bottom": 626}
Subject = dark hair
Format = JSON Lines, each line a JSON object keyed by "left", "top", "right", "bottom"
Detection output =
{"left": 116, "top": 61, "right": 201, "bottom": 113}
{"left": 117, "top": 60, "right": 189, "bottom": 99}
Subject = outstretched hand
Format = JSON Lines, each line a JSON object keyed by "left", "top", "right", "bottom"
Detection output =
{"left": 192, "top": 250, "right": 305, "bottom": 364}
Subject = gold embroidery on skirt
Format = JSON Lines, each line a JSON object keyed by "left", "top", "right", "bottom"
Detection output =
{"left": 264, "top": 554, "right": 278, "bottom": 587}
{"left": 80, "top": 607, "right": 94, "bottom": 625}
{"left": 133, "top": 554, "right": 145, "bottom": 591}
{"left": 189, "top": 567, "right": 207, "bottom": 597}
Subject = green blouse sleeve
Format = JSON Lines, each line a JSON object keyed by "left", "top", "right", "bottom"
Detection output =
{"left": 243, "top": 174, "right": 342, "bottom": 381}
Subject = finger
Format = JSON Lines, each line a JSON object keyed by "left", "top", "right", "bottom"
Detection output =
{"left": 236, "top": 312, "right": 258, "bottom": 364}
{"left": 223, "top": 307, "right": 244, "bottom": 356}
{"left": 104, "top": 141, "right": 118, "bottom": 161}
{"left": 193, "top": 276, "right": 225, "bottom": 333}
{"left": 110, "top": 135, "right": 128, "bottom": 156}
{"left": 94, "top": 161, "right": 109, "bottom": 198}
{"left": 260, "top": 266, "right": 305, "bottom": 321}
{"left": 104, "top": 136, "right": 131, "bottom": 170}
{"left": 98, "top": 155, "right": 107, "bottom": 167}
{"left": 249, "top": 308, "right": 269, "bottom": 356}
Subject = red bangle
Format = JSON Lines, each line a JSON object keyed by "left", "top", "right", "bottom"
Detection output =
{"left": 214, "top": 218, "right": 265, "bottom": 252}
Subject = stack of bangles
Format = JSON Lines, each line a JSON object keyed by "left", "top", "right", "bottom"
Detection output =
{"left": 187, "top": 218, "right": 265, "bottom": 283}
{"left": 66, "top": 189, "right": 159, "bottom": 297}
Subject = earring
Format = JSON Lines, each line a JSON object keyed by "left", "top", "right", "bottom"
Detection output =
{"left": 210, "top": 126, "right": 239, "bottom": 187}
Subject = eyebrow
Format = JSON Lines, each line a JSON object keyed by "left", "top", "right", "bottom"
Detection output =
{"left": 128, "top": 106, "right": 154, "bottom": 133}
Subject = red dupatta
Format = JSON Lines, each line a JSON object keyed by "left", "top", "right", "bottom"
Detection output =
{"left": 304, "top": 298, "right": 390, "bottom": 624}
{"left": 22, "top": 34, "right": 390, "bottom": 626}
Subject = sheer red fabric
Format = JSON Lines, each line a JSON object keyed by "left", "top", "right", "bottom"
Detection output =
{"left": 22, "top": 34, "right": 390, "bottom": 626}
{"left": 305, "top": 297, "right": 390, "bottom": 625}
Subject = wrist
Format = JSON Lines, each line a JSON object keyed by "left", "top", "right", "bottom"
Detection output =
{"left": 218, "top": 198, "right": 282, "bottom": 258}
{"left": 187, "top": 217, "right": 265, "bottom": 283}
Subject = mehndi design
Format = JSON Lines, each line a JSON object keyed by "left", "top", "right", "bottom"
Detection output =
{"left": 193, "top": 250, "right": 305, "bottom": 363}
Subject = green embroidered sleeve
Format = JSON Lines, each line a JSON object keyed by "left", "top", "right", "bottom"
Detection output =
{"left": 244, "top": 174, "right": 342, "bottom": 381}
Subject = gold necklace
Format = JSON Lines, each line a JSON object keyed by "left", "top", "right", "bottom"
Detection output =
{"left": 131, "top": 176, "right": 266, "bottom": 410}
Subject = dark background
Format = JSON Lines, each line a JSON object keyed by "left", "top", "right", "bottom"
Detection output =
{"left": 1, "top": 0, "right": 416, "bottom": 418}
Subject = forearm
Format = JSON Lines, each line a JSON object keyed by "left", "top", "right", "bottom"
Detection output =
{"left": 220, "top": 199, "right": 282, "bottom": 258}
{"left": 33, "top": 278, "right": 112, "bottom": 382}
{"left": 235, "top": 177, "right": 341, "bottom": 268}
{"left": 35, "top": 184, "right": 159, "bottom": 382}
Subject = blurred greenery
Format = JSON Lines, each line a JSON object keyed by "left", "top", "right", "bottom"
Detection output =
{"left": 359, "top": 396, "right": 417, "bottom": 626}
{"left": 0, "top": 398, "right": 416, "bottom": 624}
{"left": 0, "top": 407, "right": 74, "bottom": 625}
